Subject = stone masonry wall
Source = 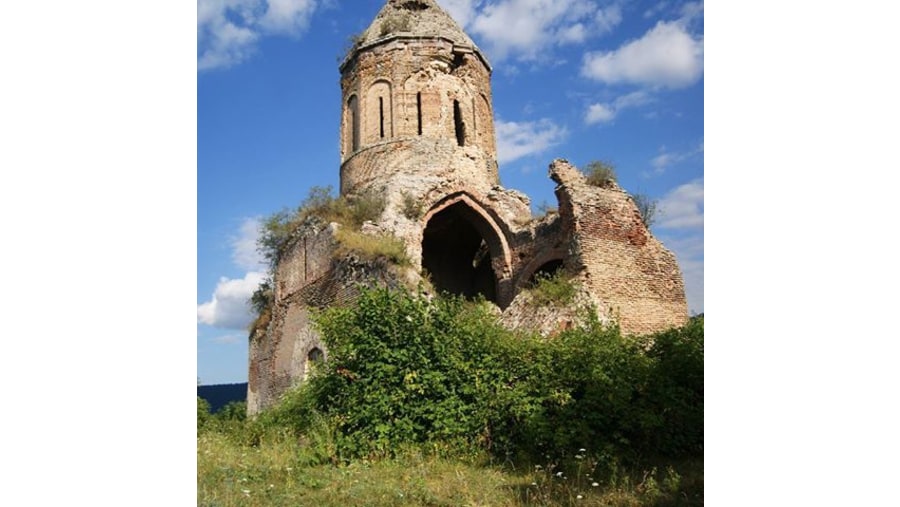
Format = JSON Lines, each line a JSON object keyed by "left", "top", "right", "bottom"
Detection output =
{"left": 549, "top": 159, "right": 688, "bottom": 336}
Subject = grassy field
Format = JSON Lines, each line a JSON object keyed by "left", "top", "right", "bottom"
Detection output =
{"left": 198, "top": 425, "right": 702, "bottom": 506}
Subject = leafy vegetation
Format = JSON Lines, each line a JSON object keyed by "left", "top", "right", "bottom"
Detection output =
{"left": 633, "top": 193, "right": 659, "bottom": 229}
{"left": 262, "top": 286, "right": 700, "bottom": 460}
{"left": 250, "top": 186, "right": 395, "bottom": 332}
{"left": 583, "top": 160, "right": 618, "bottom": 188}
{"left": 257, "top": 186, "right": 388, "bottom": 270}
{"left": 527, "top": 269, "right": 577, "bottom": 306}
{"left": 199, "top": 287, "right": 703, "bottom": 504}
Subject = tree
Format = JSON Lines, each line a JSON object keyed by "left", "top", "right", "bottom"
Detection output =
{"left": 632, "top": 193, "right": 659, "bottom": 229}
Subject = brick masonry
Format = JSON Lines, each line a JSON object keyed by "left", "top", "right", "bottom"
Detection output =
{"left": 247, "top": 0, "right": 688, "bottom": 415}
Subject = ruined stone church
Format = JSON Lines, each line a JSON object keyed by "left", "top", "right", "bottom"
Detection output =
{"left": 248, "top": 0, "right": 687, "bottom": 415}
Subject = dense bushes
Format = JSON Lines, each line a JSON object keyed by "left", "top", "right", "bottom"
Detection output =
{"left": 260, "top": 287, "right": 703, "bottom": 463}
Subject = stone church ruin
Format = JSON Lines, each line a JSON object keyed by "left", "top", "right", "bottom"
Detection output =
{"left": 247, "top": 0, "right": 688, "bottom": 415}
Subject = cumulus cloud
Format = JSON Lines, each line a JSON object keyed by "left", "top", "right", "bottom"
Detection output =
{"left": 443, "top": 0, "right": 622, "bottom": 62}
{"left": 581, "top": 19, "right": 703, "bottom": 88}
{"left": 440, "top": 0, "right": 478, "bottom": 27}
{"left": 659, "top": 233, "right": 704, "bottom": 314}
{"left": 496, "top": 118, "right": 567, "bottom": 164}
{"left": 198, "top": 271, "right": 266, "bottom": 329}
{"left": 656, "top": 177, "right": 704, "bottom": 313}
{"left": 198, "top": 0, "right": 320, "bottom": 71}
{"left": 657, "top": 179, "right": 704, "bottom": 229}
{"left": 647, "top": 141, "right": 703, "bottom": 175}
{"left": 584, "top": 90, "right": 653, "bottom": 124}
{"left": 585, "top": 103, "right": 616, "bottom": 124}
{"left": 230, "top": 217, "right": 266, "bottom": 272}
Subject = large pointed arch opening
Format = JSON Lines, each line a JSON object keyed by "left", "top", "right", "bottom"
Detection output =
{"left": 421, "top": 195, "right": 510, "bottom": 306}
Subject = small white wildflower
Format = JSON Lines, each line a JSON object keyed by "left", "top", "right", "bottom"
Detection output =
{"left": 577, "top": 494, "right": 584, "bottom": 499}
{"left": 592, "top": 482, "right": 599, "bottom": 487}
{"left": 268, "top": 484, "right": 274, "bottom": 489}
{"left": 531, "top": 482, "right": 537, "bottom": 486}
{"left": 556, "top": 471, "right": 563, "bottom": 477}
{"left": 405, "top": 315, "right": 412, "bottom": 322}
{"left": 578, "top": 448, "right": 586, "bottom": 453}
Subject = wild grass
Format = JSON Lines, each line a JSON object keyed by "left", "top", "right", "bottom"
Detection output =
{"left": 198, "top": 422, "right": 702, "bottom": 506}
{"left": 334, "top": 228, "right": 410, "bottom": 266}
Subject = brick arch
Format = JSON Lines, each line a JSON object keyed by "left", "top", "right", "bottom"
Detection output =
{"left": 421, "top": 193, "right": 512, "bottom": 306}
{"left": 343, "top": 94, "right": 360, "bottom": 157}
{"left": 516, "top": 250, "right": 568, "bottom": 290}
{"left": 365, "top": 80, "right": 393, "bottom": 143}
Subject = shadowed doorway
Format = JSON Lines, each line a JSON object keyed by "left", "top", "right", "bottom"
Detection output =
{"left": 421, "top": 201, "right": 501, "bottom": 304}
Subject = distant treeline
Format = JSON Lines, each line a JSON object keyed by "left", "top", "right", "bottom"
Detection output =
{"left": 198, "top": 383, "right": 247, "bottom": 413}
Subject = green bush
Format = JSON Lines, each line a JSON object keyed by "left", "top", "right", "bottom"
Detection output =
{"left": 635, "top": 315, "right": 704, "bottom": 456}
{"left": 197, "top": 396, "right": 211, "bottom": 431}
{"left": 251, "top": 286, "right": 703, "bottom": 463}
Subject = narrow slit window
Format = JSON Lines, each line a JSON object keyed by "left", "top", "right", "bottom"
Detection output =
{"left": 454, "top": 99, "right": 465, "bottom": 147}
{"left": 348, "top": 95, "right": 359, "bottom": 152}
{"left": 379, "top": 97, "right": 385, "bottom": 139}
{"left": 417, "top": 92, "right": 423, "bottom": 135}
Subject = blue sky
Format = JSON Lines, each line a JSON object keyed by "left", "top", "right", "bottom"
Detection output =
{"left": 197, "top": 0, "right": 704, "bottom": 385}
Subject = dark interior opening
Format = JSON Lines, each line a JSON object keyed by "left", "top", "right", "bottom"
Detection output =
{"left": 422, "top": 202, "right": 498, "bottom": 303}
{"left": 528, "top": 259, "right": 564, "bottom": 286}
{"left": 379, "top": 97, "right": 385, "bottom": 138}
{"left": 453, "top": 99, "right": 465, "bottom": 146}
{"left": 417, "top": 92, "right": 422, "bottom": 135}
{"left": 308, "top": 348, "right": 324, "bottom": 363}
{"left": 348, "top": 96, "right": 359, "bottom": 151}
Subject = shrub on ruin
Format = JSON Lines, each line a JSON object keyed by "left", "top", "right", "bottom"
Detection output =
{"left": 632, "top": 193, "right": 659, "bottom": 229}
{"left": 528, "top": 270, "right": 576, "bottom": 306}
{"left": 583, "top": 160, "right": 617, "bottom": 188}
{"left": 380, "top": 12, "right": 411, "bottom": 36}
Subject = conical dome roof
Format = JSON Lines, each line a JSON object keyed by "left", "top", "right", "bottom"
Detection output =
{"left": 357, "top": 0, "right": 480, "bottom": 53}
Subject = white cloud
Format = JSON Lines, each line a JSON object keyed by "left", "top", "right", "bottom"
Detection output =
{"left": 648, "top": 141, "right": 703, "bottom": 174}
{"left": 585, "top": 90, "right": 652, "bottom": 124}
{"left": 211, "top": 334, "right": 244, "bottom": 345}
{"left": 198, "top": 271, "right": 266, "bottom": 329}
{"left": 260, "top": 0, "right": 318, "bottom": 34}
{"left": 496, "top": 118, "right": 567, "bottom": 164}
{"left": 585, "top": 103, "right": 616, "bottom": 124}
{"left": 198, "top": 0, "right": 320, "bottom": 71}
{"left": 231, "top": 217, "right": 266, "bottom": 272}
{"left": 439, "top": 0, "right": 478, "bottom": 27}
{"left": 656, "top": 178, "right": 704, "bottom": 313}
{"left": 658, "top": 233, "right": 704, "bottom": 314}
{"left": 581, "top": 19, "right": 703, "bottom": 88}
{"left": 456, "top": 0, "right": 622, "bottom": 62}
{"left": 657, "top": 179, "right": 704, "bottom": 229}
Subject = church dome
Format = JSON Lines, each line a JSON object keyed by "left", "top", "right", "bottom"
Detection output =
{"left": 355, "top": 0, "right": 485, "bottom": 62}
